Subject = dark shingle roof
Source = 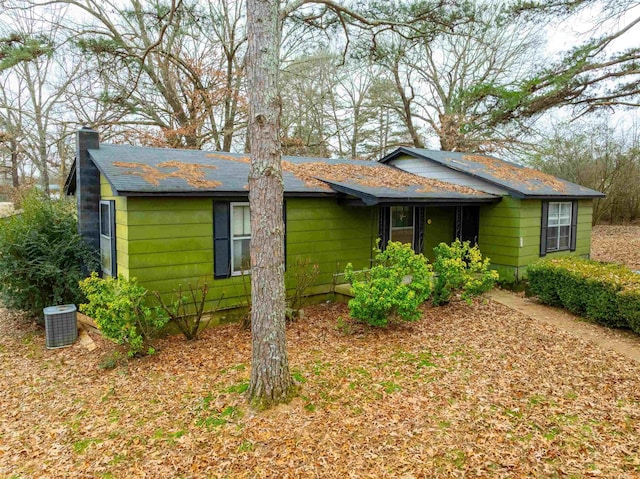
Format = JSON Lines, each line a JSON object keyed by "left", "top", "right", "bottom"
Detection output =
{"left": 82, "top": 144, "right": 499, "bottom": 205}
{"left": 380, "top": 147, "right": 605, "bottom": 199}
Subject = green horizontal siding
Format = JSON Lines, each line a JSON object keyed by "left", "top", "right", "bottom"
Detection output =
{"left": 130, "top": 262, "right": 214, "bottom": 283}
{"left": 480, "top": 225, "right": 539, "bottom": 238}
{"left": 109, "top": 195, "right": 376, "bottom": 310}
{"left": 286, "top": 228, "right": 370, "bottom": 243}
{"left": 121, "top": 197, "right": 214, "bottom": 297}
{"left": 123, "top": 236, "right": 213, "bottom": 256}
{"left": 127, "top": 250, "right": 213, "bottom": 269}
{"left": 285, "top": 198, "right": 376, "bottom": 293}
{"left": 481, "top": 215, "right": 541, "bottom": 228}
{"left": 122, "top": 223, "right": 212, "bottom": 241}
{"left": 287, "top": 238, "right": 368, "bottom": 254}
{"left": 478, "top": 198, "right": 594, "bottom": 281}
{"left": 478, "top": 197, "right": 521, "bottom": 273}
{"left": 126, "top": 199, "right": 211, "bottom": 211}
{"left": 123, "top": 210, "right": 214, "bottom": 226}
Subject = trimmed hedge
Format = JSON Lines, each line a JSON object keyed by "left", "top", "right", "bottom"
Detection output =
{"left": 527, "top": 257, "right": 640, "bottom": 332}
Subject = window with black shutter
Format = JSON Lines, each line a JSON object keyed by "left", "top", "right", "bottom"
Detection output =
{"left": 213, "top": 201, "right": 286, "bottom": 279}
{"left": 540, "top": 200, "right": 578, "bottom": 256}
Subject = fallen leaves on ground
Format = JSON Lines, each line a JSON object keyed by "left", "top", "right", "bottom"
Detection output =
{"left": 592, "top": 224, "right": 640, "bottom": 271}
{"left": 1, "top": 300, "right": 639, "bottom": 478}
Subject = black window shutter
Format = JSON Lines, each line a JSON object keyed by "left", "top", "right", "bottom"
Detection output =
{"left": 570, "top": 200, "right": 578, "bottom": 251}
{"left": 109, "top": 201, "right": 117, "bottom": 277}
{"left": 540, "top": 201, "right": 549, "bottom": 257}
{"left": 213, "top": 201, "right": 231, "bottom": 279}
{"left": 413, "top": 206, "right": 425, "bottom": 254}
{"left": 378, "top": 207, "right": 390, "bottom": 249}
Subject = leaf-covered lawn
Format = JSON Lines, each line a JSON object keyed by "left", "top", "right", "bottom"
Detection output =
{"left": 1, "top": 300, "right": 640, "bottom": 478}
{"left": 592, "top": 224, "right": 640, "bottom": 271}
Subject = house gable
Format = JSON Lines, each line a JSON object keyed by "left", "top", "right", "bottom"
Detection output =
{"left": 385, "top": 153, "right": 508, "bottom": 196}
{"left": 380, "top": 147, "right": 605, "bottom": 200}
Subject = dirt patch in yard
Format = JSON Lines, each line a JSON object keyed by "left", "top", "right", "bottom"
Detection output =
{"left": 1, "top": 301, "right": 640, "bottom": 478}
{"left": 591, "top": 224, "right": 640, "bottom": 271}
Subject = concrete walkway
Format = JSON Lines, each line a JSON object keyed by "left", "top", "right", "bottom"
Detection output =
{"left": 488, "top": 289, "right": 640, "bottom": 363}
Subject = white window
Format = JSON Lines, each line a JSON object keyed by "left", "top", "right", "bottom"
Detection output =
{"left": 546, "top": 202, "right": 572, "bottom": 251}
{"left": 231, "top": 202, "right": 251, "bottom": 275}
{"left": 390, "top": 206, "right": 414, "bottom": 246}
{"left": 99, "top": 200, "right": 116, "bottom": 276}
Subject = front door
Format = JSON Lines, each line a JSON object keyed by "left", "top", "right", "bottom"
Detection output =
{"left": 455, "top": 206, "right": 479, "bottom": 245}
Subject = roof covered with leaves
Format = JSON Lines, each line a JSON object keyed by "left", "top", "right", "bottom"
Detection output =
{"left": 82, "top": 144, "right": 499, "bottom": 205}
{"left": 380, "top": 147, "right": 605, "bottom": 199}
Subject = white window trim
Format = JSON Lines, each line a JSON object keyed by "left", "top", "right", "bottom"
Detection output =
{"left": 546, "top": 201, "right": 572, "bottom": 252}
{"left": 230, "top": 202, "right": 251, "bottom": 276}
{"left": 99, "top": 200, "right": 116, "bottom": 277}
{"left": 389, "top": 206, "right": 415, "bottom": 247}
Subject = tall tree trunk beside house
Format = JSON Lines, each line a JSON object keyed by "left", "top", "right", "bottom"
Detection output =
{"left": 9, "top": 139, "right": 19, "bottom": 188}
{"left": 246, "top": 0, "right": 293, "bottom": 406}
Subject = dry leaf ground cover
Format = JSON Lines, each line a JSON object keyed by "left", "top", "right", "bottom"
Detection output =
{"left": 2, "top": 301, "right": 640, "bottom": 478}
{"left": 591, "top": 224, "right": 640, "bottom": 271}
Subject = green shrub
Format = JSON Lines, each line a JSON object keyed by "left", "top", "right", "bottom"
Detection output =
{"left": 527, "top": 257, "right": 640, "bottom": 330}
{"left": 79, "top": 273, "right": 169, "bottom": 356}
{"left": 432, "top": 240, "right": 498, "bottom": 305}
{"left": 344, "top": 241, "right": 432, "bottom": 327}
{"left": 0, "top": 191, "right": 98, "bottom": 319}
{"left": 527, "top": 261, "right": 563, "bottom": 307}
{"left": 619, "top": 289, "right": 640, "bottom": 334}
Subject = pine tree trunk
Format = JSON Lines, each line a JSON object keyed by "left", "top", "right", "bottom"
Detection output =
{"left": 10, "top": 139, "right": 19, "bottom": 188}
{"left": 246, "top": 0, "right": 293, "bottom": 407}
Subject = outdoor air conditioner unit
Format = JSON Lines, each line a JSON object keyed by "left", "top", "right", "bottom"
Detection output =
{"left": 43, "top": 304, "right": 78, "bottom": 349}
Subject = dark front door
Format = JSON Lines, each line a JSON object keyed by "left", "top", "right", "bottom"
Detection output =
{"left": 455, "top": 206, "right": 479, "bottom": 245}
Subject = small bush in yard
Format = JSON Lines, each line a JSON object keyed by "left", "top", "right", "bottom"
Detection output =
{"left": 432, "top": 240, "right": 498, "bottom": 306}
{"left": 0, "top": 191, "right": 98, "bottom": 319}
{"left": 527, "top": 257, "right": 640, "bottom": 332}
{"left": 344, "top": 241, "right": 432, "bottom": 327}
{"left": 79, "top": 273, "right": 168, "bottom": 357}
{"left": 154, "top": 280, "right": 217, "bottom": 340}
{"left": 285, "top": 256, "right": 320, "bottom": 320}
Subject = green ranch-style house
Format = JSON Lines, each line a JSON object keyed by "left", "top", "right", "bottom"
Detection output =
{"left": 65, "top": 128, "right": 604, "bottom": 312}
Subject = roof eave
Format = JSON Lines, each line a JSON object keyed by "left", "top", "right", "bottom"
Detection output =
{"left": 63, "top": 159, "right": 77, "bottom": 195}
{"left": 338, "top": 196, "right": 501, "bottom": 207}
{"left": 324, "top": 181, "right": 380, "bottom": 205}
{"left": 378, "top": 146, "right": 417, "bottom": 164}
{"left": 111, "top": 190, "right": 337, "bottom": 198}
{"left": 375, "top": 197, "right": 500, "bottom": 206}
{"left": 518, "top": 193, "right": 606, "bottom": 200}
{"left": 323, "top": 179, "right": 500, "bottom": 206}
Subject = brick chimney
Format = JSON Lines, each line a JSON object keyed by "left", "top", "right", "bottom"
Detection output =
{"left": 76, "top": 127, "right": 100, "bottom": 250}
